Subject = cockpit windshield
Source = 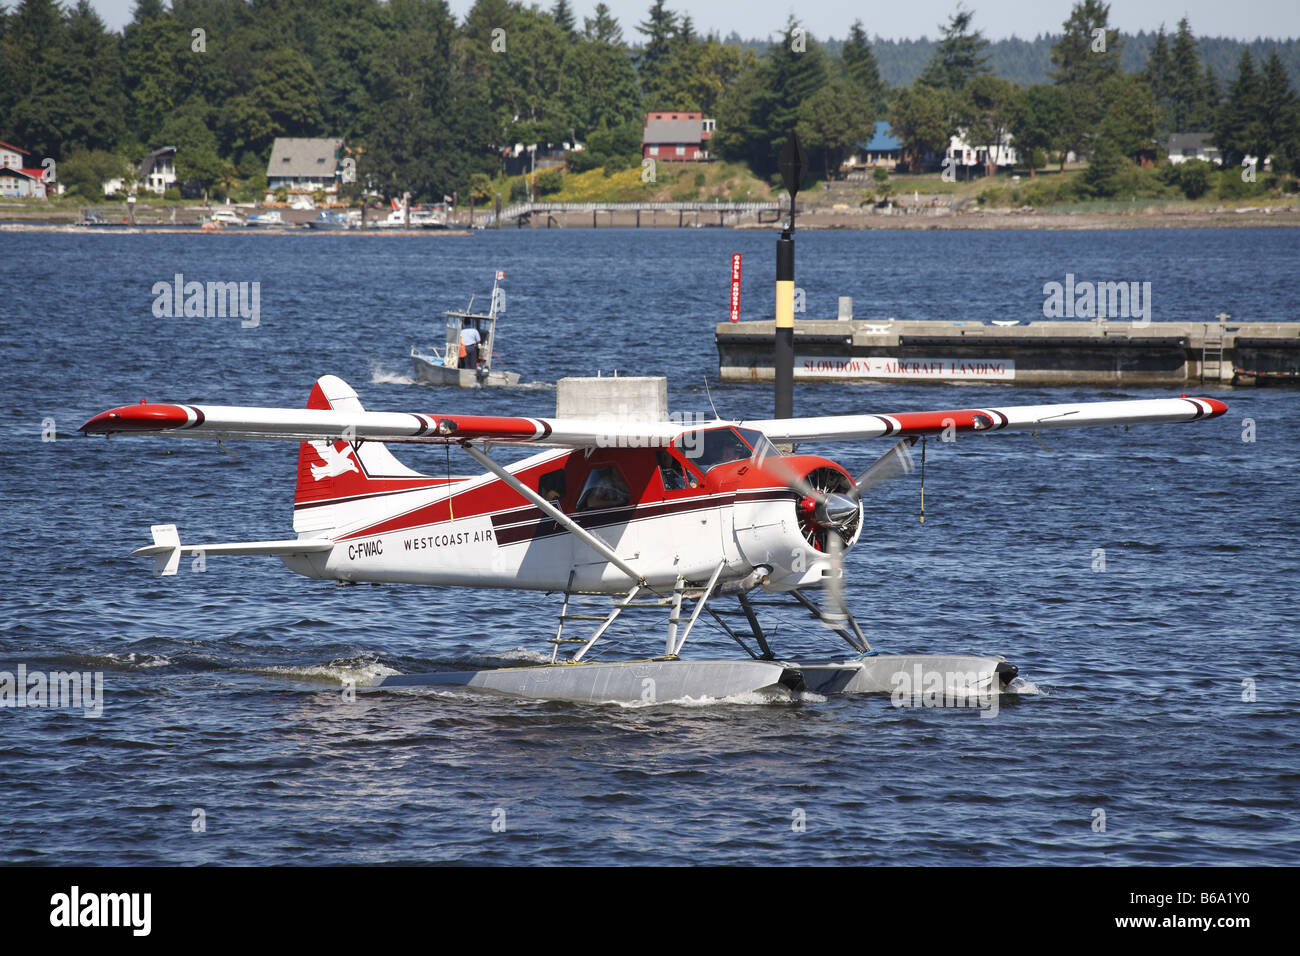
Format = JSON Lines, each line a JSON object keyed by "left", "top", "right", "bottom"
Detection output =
{"left": 673, "top": 427, "right": 779, "bottom": 475}
{"left": 736, "top": 428, "right": 780, "bottom": 463}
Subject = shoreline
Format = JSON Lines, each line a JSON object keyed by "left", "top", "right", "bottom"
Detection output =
{"left": 2, "top": 205, "right": 1297, "bottom": 233}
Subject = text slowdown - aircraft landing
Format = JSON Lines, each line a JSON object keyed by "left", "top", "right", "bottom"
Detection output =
{"left": 80, "top": 375, "right": 1227, "bottom": 704}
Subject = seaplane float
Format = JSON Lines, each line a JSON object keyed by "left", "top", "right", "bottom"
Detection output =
{"left": 80, "top": 377, "right": 1227, "bottom": 704}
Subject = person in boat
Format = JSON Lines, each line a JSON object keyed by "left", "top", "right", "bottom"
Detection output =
{"left": 459, "top": 319, "right": 482, "bottom": 370}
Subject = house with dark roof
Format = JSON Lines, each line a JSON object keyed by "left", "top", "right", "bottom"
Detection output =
{"left": 1167, "top": 133, "right": 1221, "bottom": 166}
{"left": 641, "top": 111, "right": 715, "bottom": 163}
{"left": 138, "top": 147, "right": 178, "bottom": 194}
{"left": 267, "top": 137, "right": 345, "bottom": 193}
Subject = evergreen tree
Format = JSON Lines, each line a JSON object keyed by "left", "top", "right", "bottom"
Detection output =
{"left": 916, "top": 8, "right": 990, "bottom": 93}
{"left": 842, "top": 20, "right": 888, "bottom": 114}
{"left": 1, "top": 0, "right": 69, "bottom": 159}
{"left": 551, "top": 0, "right": 575, "bottom": 36}
{"left": 1167, "top": 18, "right": 1209, "bottom": 133}
{"left": 1214, "top": 50, "right": 1267, "bottom": 167}
{"left": 1259, "top": 50, "right": 1300, "bottom": 174}
{"left": 1143, "top": 25, "right": 1173, "bottom": 134}
{"left": 584, "top": 3, "right": 622, "bottom": 45}
{"left": 61, "top": 1, "right": 127, "bottom": 153}
{"left": 1081, "top": 133, "right": 1123, "bottom": 196}
{"left": 560, "top": 24, "right": 642, "bottom": 138}
{"left": 760, "top": 17, "right": 830, "bottom": 161}
{"left": 1050, "top": 0, "right": 1122, "bottom": 88}
{"left": 1050, "top": 0, "right": 1123, "bottom": 166}
{"left": 635, "top": 0, "right": 679, "bottom": 106}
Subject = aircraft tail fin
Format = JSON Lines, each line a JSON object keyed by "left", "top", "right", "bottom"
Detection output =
{"left": 293, "top": 375, "right": 448, "bottom": 534}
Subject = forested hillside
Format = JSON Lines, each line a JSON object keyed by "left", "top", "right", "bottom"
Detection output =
{"left": 2, "top": 0, "right": 1296, "bottom": 205}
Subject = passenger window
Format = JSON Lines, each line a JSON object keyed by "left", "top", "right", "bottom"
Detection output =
{"left": 576, "top": 467, "right": 630, "bottom": 511}
{"left": 538, "top": 469, "right": 566, "bottom": 502}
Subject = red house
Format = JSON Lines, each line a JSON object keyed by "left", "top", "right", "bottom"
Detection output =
{"left": 641, "top": 111, "right": 715, "bottom": 162}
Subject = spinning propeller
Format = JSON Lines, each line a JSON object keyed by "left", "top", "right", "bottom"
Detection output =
{"left": 757, "top": 437, "right": 920, "bottom": 630}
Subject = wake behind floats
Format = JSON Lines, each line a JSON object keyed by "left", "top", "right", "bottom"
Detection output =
{"left": 78, "top": 131, "right": 1230, "bottom": 705}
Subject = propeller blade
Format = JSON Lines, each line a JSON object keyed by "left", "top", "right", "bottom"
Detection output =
{"left": 821, "top": 526, "right": 848, "bottom": 626}
{"left": 854, "top": 437, "right": 918, "bottom": 495}
{"left": 753, "top": 447, "right": 824, "bottom": 503}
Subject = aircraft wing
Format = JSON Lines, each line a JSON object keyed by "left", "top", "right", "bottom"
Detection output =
{"left": 81, "top": 396, "right": 1227, "bottom": 447}
{"left": 79, "top": 401, "right": 686, "bottom": 447}
{"left": 743, "top": 397, "right": 1227, "bottom": 442}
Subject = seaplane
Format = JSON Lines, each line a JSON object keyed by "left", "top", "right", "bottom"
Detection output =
{"left": 79, "top": 376, "right": 1228, "bottom": 704}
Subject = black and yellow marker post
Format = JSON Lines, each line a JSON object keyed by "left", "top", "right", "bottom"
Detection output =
{"left": 775, "top": 131, "right": 807, "bottom": 420}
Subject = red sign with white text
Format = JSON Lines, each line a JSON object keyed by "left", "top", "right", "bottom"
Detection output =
{"left": 729, "top": 253, "right": 742, "bottom": 321}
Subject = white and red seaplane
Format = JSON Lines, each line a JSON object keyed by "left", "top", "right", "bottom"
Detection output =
{"left": 81, "top": 376, "right": 1227, "bottom": 703}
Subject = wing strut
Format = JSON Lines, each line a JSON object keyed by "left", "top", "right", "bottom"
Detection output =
{"left": 459, "top": 441, "right": 643, "bottom": 585}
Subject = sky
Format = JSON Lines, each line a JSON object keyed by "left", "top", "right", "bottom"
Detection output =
{"left": 83, "top": 0, "right": 1300, "bottom": 40}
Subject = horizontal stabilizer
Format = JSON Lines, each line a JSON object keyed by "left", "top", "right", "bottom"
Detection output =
{"left": 133, "top": 524, "right": 333, "bottom": 575}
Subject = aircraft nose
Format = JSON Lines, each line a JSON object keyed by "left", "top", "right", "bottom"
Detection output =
{"left": 818, "top": 493, "right": 859, "bottom": 528}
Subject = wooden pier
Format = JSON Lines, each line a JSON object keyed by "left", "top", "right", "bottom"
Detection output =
{"left": 716, "top": 318, "right": 1300, "bottom": 387}
{"left": 482, "top": 200, "right": 782, "bottom": 229}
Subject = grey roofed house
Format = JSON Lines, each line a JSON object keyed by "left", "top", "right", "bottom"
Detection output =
{"left": 1166, "top": 132, "right": 1221, "bottom": 165}
{"left": 266, "top": 137, "right": 345, "bottom": 190}
{"left": 642, "top": 119, "right": 707, "bottom": 145}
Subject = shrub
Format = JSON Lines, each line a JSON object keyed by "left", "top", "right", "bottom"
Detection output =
{"left": 535, "top": 167, "right": 564, "bottom": 195}
{"left": 508, "top": 177, "right": 530, "bottom": 202}
{"left": 1175, "top": 159, "right": 1213, "bottom": 199}
{"left": 1217, "top": 167, "right": 1266, "bottom": 200}
{"left": 568, "top": 150, "right": 603, "bottom": 173}
{"left": 163, "top": 187, "right": 182, "bottom": 201}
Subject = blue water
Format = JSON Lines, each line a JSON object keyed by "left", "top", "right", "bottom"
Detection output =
{"left": 1, "top": 227, "right": 1297, "bottom": 865}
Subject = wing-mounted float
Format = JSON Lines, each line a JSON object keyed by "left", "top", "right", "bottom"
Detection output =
{"left": 82, "top": 375, "right": 1227, "bottom": 704}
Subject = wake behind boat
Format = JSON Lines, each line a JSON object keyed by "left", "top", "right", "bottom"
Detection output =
{"left": 411, "top": 270, "right": 521, "bottom": 388}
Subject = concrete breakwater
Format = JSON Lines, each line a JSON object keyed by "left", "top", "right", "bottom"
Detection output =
{"left": 716, "top": 318, "right": 1300, "bottom": 386}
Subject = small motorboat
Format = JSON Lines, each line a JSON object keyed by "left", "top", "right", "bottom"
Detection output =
{"left": 411, "top": 271, "right": 522, "bottom": 388}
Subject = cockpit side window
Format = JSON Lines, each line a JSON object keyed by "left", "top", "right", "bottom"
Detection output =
{"left": 656, "top": 450, "right": 698, "bottom": 491}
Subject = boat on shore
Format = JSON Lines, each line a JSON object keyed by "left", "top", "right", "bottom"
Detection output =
{"left": 411, "top": 271, "right": 521, "bottom": 387}
{"left": 246, "top": 210, "right": 285, "bottom": 227}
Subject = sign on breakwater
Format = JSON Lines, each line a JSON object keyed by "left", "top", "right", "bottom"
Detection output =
{"left": 798, "top": 356, "right": 1015, "bottom": 380}
{"left": 718, "top": 318, "right": 1300, "bottom": 386}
